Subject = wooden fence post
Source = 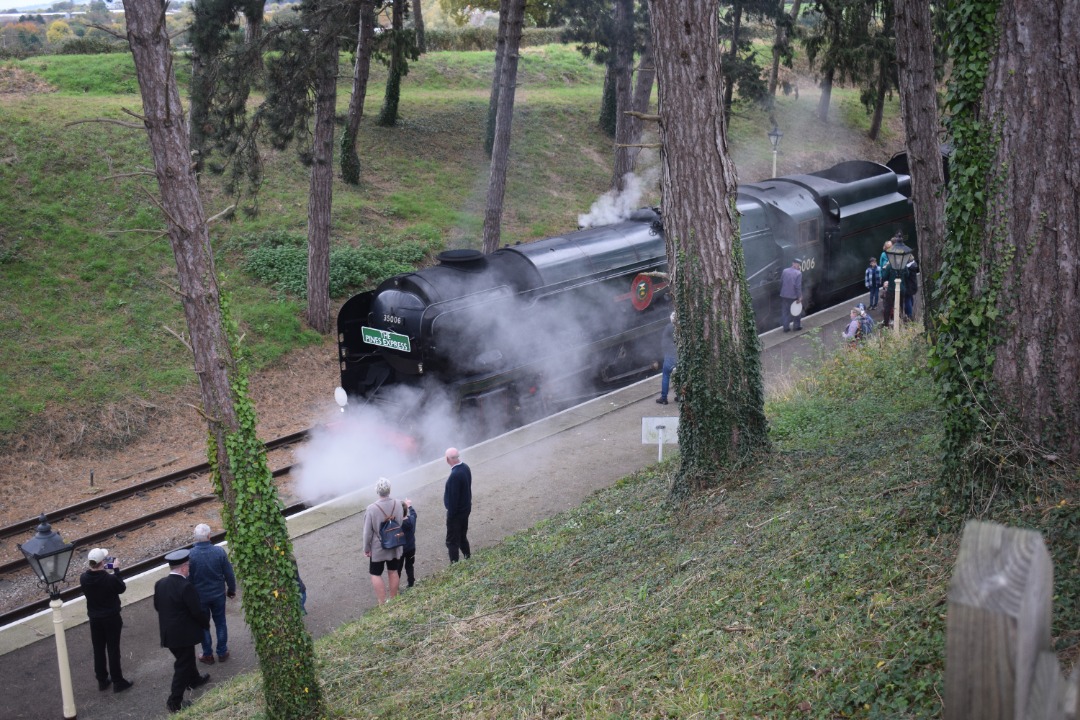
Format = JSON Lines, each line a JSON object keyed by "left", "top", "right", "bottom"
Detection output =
{"left": 945, "top": 520, "right": 1076, "bottom": 720}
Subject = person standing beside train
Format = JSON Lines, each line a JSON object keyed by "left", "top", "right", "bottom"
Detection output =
{"left": 779, "top": 258, "right": 804, "bottom": 332}
{"left": 363, "top": 477, "right": 404, "bottom": 604}
{"left": 401, "top": 497, "right": 418, "bottom": 588}
{"left": 444, "top": 448, "right": 472, "bottom": 563}
{"left": 188, "top": 523, "right": 236, "bottom": 665}
{"left": 656, "top": 311, "right": 677, "bottom": 405}
{"left": 864, "top": 257, "right": 882, "bottom": 310}
{"left": 80, "top": 548, "right": 134, "bottom": 694}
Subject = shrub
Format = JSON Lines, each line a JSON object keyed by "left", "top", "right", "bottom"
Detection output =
{"left": 244, "top": 241, "right": 431, "bottom": 298}
{"left": 56, "top": 37, "right": 129, "bottom": 55}
{"left": 424, "top": 27, "right": 566, "bottom": 52}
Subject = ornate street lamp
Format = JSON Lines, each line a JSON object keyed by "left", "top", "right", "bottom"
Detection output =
{"left": 18, "top": 515, "right": 77, "bottom": 719}
{"left": 886, "top": 239, "right": 914, "bottom": 329}
{"left": 768, "top": 125, "right": 784, "bottom": 177}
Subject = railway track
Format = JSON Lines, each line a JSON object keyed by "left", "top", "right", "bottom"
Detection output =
{"left": 0, "top": 429, "right": 311, "bottom": 627}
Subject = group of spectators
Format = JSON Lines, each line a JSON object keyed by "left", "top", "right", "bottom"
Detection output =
{"left": 361, "top": 447, "right": 473, "bottom": 604}
{"left": 80, "top": 446, "right": 474, "bottom": 714}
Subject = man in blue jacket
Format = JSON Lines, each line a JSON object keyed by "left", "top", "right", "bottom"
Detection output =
{"left": 443, "top": 448, "right": 472, "bottom": 563}
{"left": 188, "top": 523, "right": 237, "bottom": 664}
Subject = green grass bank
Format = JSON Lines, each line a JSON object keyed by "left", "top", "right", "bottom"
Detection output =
{"left": 183, "top": 332, "right": 1079, "bottom": 719}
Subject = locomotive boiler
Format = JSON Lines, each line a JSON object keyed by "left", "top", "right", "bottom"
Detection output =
{"left": 337, "top": 158, "right": 915, "bottom": 435}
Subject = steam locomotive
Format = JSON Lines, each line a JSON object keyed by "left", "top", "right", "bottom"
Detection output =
{"left": 337, "top": 158, "right": 915, "bottom": 436}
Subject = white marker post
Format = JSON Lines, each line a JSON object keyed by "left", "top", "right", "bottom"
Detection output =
{"left": 642, "top": 417, "right": 680, "bottom": 462}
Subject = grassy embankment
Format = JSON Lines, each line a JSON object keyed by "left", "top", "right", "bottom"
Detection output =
{"left": 182, "top": 329, "right": 1078, "bottom": 719}
{"left": 0, "top": 44, "right": 901, "bottom": 451}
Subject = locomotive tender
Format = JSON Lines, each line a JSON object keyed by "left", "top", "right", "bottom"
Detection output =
{"left": 337, "top": 158, "right": 915, "bottom": 431}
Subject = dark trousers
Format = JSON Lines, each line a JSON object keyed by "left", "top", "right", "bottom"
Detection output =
{"left": 882, "top": 289, "right": 895, "bottom": 327}
{"left": 402, "top": 548, "right": 416, "bottom": 586}
{"left": 446, "top": 513, "right": 471, "bottom": 563}
{"left": 199, "top": 594, "right": 228, "bottom": 657}
{"left": 168, "top": 645, "right": 199, "bottom": 708}
{"left": 868, "top": 286, "right": 879, "bottom": 308}
{"left": 89, "top": 614, "right": 124, "bottom": 683}
{"left": 780, "top": 298, "right": 801, "bottom": 330}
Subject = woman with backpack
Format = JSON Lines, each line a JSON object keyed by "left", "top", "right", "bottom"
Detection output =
{"left": 363, "top": 477, "right": 404, "bottom": 604}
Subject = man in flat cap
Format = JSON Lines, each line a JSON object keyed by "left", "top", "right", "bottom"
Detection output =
{"left": 154, "top": 549, "right": 211, "bottom": 713}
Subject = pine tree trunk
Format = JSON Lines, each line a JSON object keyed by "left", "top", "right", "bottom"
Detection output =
{"left": 647, "top": 0, "right": 769, "bottom": 492}
{"left": 893, "top": 0, "right": 944, "bottom": 326}
{"left": 481, "top": 0, "right": 524, "bottom": 255}
{"left": 983, "top": 1, "right": 1080, "bottom": 460}
{"left": 411, "top": 0, "right": 425, "bottom": 53}
{"left": 818, "top": 65, "right": 834, "bottom": 122}
{"left": 341, "top": 0, "right": 376, "bottom": 185}
{"left": 722, "top": 1, "right": 743, "bottom": 113}
{"left": 599, "top": 60, "right": 618, "bottom": 137}
{"left": 628, "top": 40, "right": 655, "bottom": 168}
{"left": 122, "top": 1, "right": 322, "bottom": 715}
{"left": 377, "top": 0, "right": 406, "bottom": 127}
{"left": 611, "top": 0, "right": 635, "bottom": 191}
{"left": 306, "top": 36, "right": 336, "bottom": 334}
{"left": 768, "top": 0, "right": 801, "bottom": 101}
{"left": 485, "top": 0, "right": 510, "bottom": 156}
{"left": 867, "top": 57, "right": 887, "bottom": 140}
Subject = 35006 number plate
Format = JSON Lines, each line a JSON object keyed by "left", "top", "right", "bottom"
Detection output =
{"left": 361, "top": 326, "right": 411, "bottom": 352}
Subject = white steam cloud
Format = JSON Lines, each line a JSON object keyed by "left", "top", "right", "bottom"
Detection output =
{"left": 577, "top": 166, "right": 659, "bottom": 229}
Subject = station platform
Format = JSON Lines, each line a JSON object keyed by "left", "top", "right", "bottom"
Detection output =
{"left": 0, "top": 297, "right": 864, "bottom": 719}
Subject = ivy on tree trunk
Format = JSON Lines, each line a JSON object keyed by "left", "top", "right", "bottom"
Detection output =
{"left": 121, "top": 0, "right": 322, "bottom": 715}
{"left": 648, "top": 0, "right": 769, "bottom": 494}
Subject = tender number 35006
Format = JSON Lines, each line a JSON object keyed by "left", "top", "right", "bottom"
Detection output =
{"left": 383, "top": 314, "right": 403, "bottom": 325}
{"left": 800, "top": 257, "right": 817, "bottom": 271}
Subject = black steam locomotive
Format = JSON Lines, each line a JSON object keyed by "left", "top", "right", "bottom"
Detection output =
{"left": 337, "top": 158, "right": 915, "bottom": 434}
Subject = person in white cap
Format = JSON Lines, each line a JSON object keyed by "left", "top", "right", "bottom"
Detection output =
{"left": 154, "top": 548, "right": 210, "bottom": 713}
{"left": 79, "top": 548, "right": 133, "bottom": 693}
{"left": 188, "top": 523, "right": 236, "bottom": 664}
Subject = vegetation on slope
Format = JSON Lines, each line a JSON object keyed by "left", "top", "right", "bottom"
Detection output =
{"left": 182, "top": 332, "right": 1078, "bottom": 719}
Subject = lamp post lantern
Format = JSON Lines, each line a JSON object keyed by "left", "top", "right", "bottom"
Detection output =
{"left": 767, "top": 125, "right": 783, "bottom": 177}
{"left": 18, "top": 514, "right": 77, "bottom": 719}
{"left": 886, "top": 239, "right": 914, "bottom": 330}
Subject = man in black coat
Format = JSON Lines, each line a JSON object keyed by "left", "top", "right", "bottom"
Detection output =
{"left": 154, "top": 549, "right": 211, "bottom": 713}
{"left": 443, "top": 447, "right": 472, "bottom": 563}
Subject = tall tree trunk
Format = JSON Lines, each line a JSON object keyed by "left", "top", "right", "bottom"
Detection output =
{"left": 817, "top": 65, "right": 834, "bottom": 122}
{"left": 481, "top": 0, "right": 525, "bottom": 255}
{"left": 893, "top": 0, "right": 944, "bottom": 328}
{"left": 982, "top": 1, "right": 1080, "bottom": 461}
{"left": 867, "top": 54, "right": 887, "bottom": 140}
{"left": 411, "top": 0, "right": 425, "bottom": 53}
{"left": 768, "top": 0, "right": 802, "bottom": 101}
{"left": 934, "top": 0, "right": 1080, "bottom": 473}
{"left": 647, "top": 0, "right": 769, "bottom": 493}
{"left": 376, "top": 0, "right": 406, "bottom": 127}
{"left": 611, "top": 0, "right": 635, "bottom": 191}
{"left": 485, "top": 0, "right": 510, "bottom": 156}
{"left": 722, "top": 0, "right": 744, "bottom": 113}
{"left": 242, "top": 0, "right": 264, "bottom": 75}
{"left": 306, "top": 35, "right": 336, "bottom": 334}
{"left": 599, "top": 59, "right": 618, "bottom": 137}
{"left": 628, "top": 39, "right": 656, "bottom": 168}
{"left": 341, "top": 0, "right": 376, "bottom": 184}
{"left": 122, "top": 0, "right": 321, "bottom": 716}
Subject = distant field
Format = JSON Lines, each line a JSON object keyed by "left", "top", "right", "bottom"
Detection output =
{"left": 0, "top": 44, "right": 903, "bottom": 448}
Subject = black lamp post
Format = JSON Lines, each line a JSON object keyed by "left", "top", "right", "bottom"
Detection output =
{"left": 768, "top": 125, "right": 784, "bottom": 177}
{"left": 18, "top": 515, "right": 77, "bottom": 719}
{"left": 885, "top": 239, "right": 914, "bottom": 328}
